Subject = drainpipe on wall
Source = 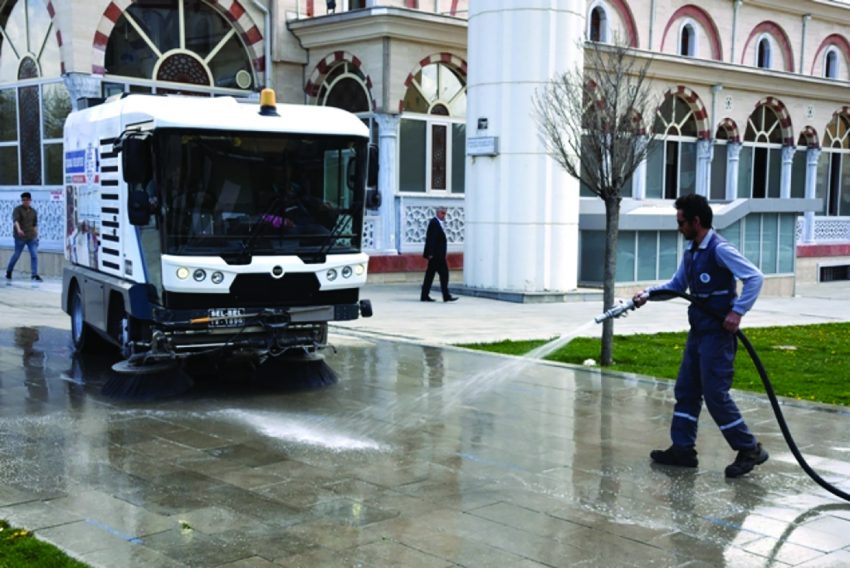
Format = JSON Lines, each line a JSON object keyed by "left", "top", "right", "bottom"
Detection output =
{"left": 708, "top": 84, "right": 723, "bottom": 196}
{"left": 730, "top": 0, "right": 742, "bottom": 63}
{"left": 648, "top": 0, "right": 656, "bottom": 50}
{"left": 252, "top": 0, "right": 272, "bottom": 89}
{"left": 800, "top": 14, "right": 811, "bottom": 74}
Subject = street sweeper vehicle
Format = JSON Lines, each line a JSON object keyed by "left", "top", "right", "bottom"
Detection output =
{"left": 61, "top": 89, "right": 374, "bottom": 375}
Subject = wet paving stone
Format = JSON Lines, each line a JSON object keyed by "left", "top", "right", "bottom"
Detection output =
{"left": 0, "top": 326, "right": 848, "bottom": 567}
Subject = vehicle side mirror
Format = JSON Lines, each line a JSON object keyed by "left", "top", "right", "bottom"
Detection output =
{"left": 121, "top": 133, "right": 152, "bottom": 185}
{"left": 128, "top": 189, "right": 151, "bottom": 226}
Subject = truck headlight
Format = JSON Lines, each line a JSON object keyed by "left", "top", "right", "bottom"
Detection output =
{"left": 193, "top": 269, "right": 207, "bottom": 282}
{"left": 354, "top": 263, "right": 366, "bottom": 276}
{"left": 176, "top": 267, "right": 190, "bottom": 280}
{"left": 342, "top": 266, "right": 353, "bottom": 278}
{"left": 327, "top": 268, "right": 338, "bottom": 281}
{"left": 211, "top": 271, "right": 224, "bottom": 284}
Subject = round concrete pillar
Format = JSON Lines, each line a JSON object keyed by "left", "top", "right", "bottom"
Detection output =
{"left": 464, "top": 0, "right": 584, "bottom": 294}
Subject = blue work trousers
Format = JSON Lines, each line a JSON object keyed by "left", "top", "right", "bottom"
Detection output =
{"left": 6, "top": 237, "right": 38, "bottom": 276}
{"left": 670, "top": 329, "right": 757, "bottom": 451}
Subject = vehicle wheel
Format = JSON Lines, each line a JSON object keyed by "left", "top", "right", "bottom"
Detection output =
{"left": 69, "top": 284, "right": 93, "bottom": 352}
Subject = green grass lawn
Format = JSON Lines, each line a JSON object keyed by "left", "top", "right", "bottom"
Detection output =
{"left": 0, "top": 520, "right": 89, "bottom": 567}
{"left": 460, "top": 323, "right": 850, "bottom": 407}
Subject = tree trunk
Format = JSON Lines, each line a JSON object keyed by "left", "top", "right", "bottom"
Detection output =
{"left": 600, "top": 195, "right": 621, "bottom": 366}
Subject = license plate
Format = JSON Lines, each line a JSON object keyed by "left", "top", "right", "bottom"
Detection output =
{"left": 208, "top": 307, "right": 246, "bottom": 328}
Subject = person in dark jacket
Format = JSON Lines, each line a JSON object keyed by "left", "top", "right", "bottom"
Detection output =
{"left": 6, "top": 192, "right": 42, "bottom": 282}
{"left": 633, "top": 194, "right": 767, "bottom": 478}
{"left": 420, "top": 207, "right": 458, "bottom": 302}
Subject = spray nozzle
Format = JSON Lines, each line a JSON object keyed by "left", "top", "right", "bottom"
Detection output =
{"left": 594, "top": 298, "right": 637, "bottom": 324}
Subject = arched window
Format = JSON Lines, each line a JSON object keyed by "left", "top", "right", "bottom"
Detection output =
{"left": 0, "top": 0, "right": 70, "bottom": 187}
{"left": 316, "top": 61, "right": 371, "bottom": 114}
{"left": 742, "top": 104, "right": 783, "bottom": 198}
{"left": 103, "top": 0, "right": 256, "bottom": 96}
{"left": 824, "top": 48, "right": 839, "bottom": 79}
{"left": 589, "top": 5, "right": 608, "bottom": 43}
{"left": 648, "top": 95, "right": 698, "bottom": 199}
{"left": 679, "top": 23, "right": 696, "bottom": 57}
{"left": 399, "top": 60, "right": 466, "bottom": 194}
{"left": 819, "top": 115, "right": 850, "bottom": 216}
{"left": 757, "top": 36, "right": 772, "bottom": 69}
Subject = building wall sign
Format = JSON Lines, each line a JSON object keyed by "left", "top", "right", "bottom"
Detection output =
{"left": 466, "top": 136, "right": 499, "bottom": 156}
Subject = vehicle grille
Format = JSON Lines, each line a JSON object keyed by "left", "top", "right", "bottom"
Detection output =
{"left": 163, "top": 272, "right": 359, "bottom": 309}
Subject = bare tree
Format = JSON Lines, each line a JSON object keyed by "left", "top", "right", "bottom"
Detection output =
{"left": 534, "top": 39, "right": 656, "bottom": 366}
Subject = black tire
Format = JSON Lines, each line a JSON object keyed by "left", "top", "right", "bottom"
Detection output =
{"left": 69, "top": 283, "right": 94, "bottom": 353}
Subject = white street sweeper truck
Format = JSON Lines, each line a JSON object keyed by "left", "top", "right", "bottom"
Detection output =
{"left": 61, "top": 89, "right": 374, "bottom": 374}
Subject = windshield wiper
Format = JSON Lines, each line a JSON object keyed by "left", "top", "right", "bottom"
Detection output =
{"left": 239, "top": 196, "right": 284, "bottom": 262}
{"left": 316, "top": 214, "right": 353, "bottom": 258}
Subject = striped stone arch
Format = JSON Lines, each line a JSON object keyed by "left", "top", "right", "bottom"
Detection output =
{"left": 304, "top": 51, "right": 376, "bottom": 112}
{"left": 398, "top": 52, "right": 468, "bottom": 114}
{"left": 715, "top": 118, "right": 740, "bottom": 143}
{"left": 661, "top": 85, "right": 710, "bottom": 139}
{"left": 91, "top": 0, "right": 265, "bottom": 82}
{"left": 755, "top": 96, "right": 794, "bottom": 146}
{"left": 41, "top": 0, "right": 68, "bottom": 74}
{"left": 797, "top": 125, "right": 819, "bottom": 149}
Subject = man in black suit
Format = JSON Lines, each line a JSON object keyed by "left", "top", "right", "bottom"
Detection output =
{"left": 421, "top": 207, "right": 458, "bottom": 302}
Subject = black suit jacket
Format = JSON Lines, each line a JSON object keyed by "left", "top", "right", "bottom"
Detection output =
{"left": 423, "top": 217, "right": 447, "bottom": 260}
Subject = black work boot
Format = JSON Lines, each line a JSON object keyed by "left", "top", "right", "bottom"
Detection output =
{"left": 725, "top": 443, "right": 769, "bottom": 478}
{"left": 650, "top": 445, "right": 698, "bottom": 468}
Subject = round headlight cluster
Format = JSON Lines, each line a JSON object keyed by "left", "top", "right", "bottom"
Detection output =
{"left": 175, "top": 267, "right": 225, "bottom": 285}
{"left": 327, "top": 264, "right": 366, "bottom": 282}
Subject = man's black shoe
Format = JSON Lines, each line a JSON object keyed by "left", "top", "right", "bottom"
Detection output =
{"left": 444, "top": 296, "right": 459, "bottom": 302}
{"left": 421, "top": 296, "right": 435, "bottom": 302}
{"left": 4, "top": 271, "right": 10, "bottom": 280}
{"left": 650, "top": 445, "right": 698, "bottom": 468}
{"left": 31, "top": 274, "right": 42, "bottom": 282}
{"left": 725, "top": 443, "right": 768, "bottom": 478}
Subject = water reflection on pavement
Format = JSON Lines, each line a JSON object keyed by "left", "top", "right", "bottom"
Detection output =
{"left": 0, "top": 326, "right": 849, "bottom": 567}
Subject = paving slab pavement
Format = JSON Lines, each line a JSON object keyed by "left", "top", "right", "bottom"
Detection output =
{"left": 0, "top": 277, "right": 849, "bottom": 567}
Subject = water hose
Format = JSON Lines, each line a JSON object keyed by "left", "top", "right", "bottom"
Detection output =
{"left": 596, "top": 290, "right": 850, "bottom": 502}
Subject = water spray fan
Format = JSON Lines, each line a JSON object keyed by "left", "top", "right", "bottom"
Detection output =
{"left": 594, "top": 289, "right": 850, "bottom": 502}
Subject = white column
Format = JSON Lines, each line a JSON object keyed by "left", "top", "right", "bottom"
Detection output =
{"left": 374, "top": 114, "right": 399, "bottom": 253}
{"left": 725, "top": 142, "right": 742, "bottom": 201}
{"left": 696, "top": 139, "right": 712, "bottom": 197}
{"left": 464, "top": 0, "right": 584, "bottom": 293}
{"left": 803, "top": 148, "right": 821, "bottom": 243}
{"left": 632, "top": 152, "right": 647, "bottom": 200}
{"left": 780, "top": 145, "right": 796, "bottom": 199}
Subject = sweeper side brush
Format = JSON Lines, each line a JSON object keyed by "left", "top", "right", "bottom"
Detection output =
{"left": 594, "top": 290, "right": 850, "bottom": 503}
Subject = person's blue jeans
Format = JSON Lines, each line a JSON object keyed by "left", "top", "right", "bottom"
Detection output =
{"left": 6, "top": 237, "right": 38, "bottom": 276}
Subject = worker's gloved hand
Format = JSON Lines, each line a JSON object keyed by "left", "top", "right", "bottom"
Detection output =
{"left": 632, "top": 290, "right": 650, "bottom": 308}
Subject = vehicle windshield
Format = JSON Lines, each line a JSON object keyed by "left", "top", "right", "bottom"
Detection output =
{"left": 155, "top": 129, "right": 366, "bottom": 257}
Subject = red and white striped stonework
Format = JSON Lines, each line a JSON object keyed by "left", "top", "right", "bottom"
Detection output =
{"left": 716, "top": 118, "right": 741, "bottom": 143}
{"left": 398, "top": 52, "right": 467, "bottom": 114}
{"left": 44, "top": 0, "right": 66, "bottom": 74}
{"left": 799, "top": 125, "right": 820, "bottom": 149}
{"left": 91, "top": 0, "right": 265, "bottom": 85}
{"left": 666, "top": 85, "right": 711, "bottom": 140}
{"left": 304, "top": 51, "right": 376, "bottom": 111}
{"left": 758, "top": 96, "right": 794, "bottom": 146}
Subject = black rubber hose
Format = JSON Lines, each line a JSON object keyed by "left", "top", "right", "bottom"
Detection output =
{"left": 647, "top": 289, "right": 850, "bottom": 502}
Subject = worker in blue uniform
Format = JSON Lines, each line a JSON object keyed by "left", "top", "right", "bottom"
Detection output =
{"left": 633, "top": 194, "right": 768, "bottom": 478}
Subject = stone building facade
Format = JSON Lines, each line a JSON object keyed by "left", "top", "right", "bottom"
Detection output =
{"left": 1, "top": 0, "right": 848, "bottom": 292}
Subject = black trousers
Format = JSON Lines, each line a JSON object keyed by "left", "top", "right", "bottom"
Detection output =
{"left": 421, "top": 256, "right": 450, "bottom": 300}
